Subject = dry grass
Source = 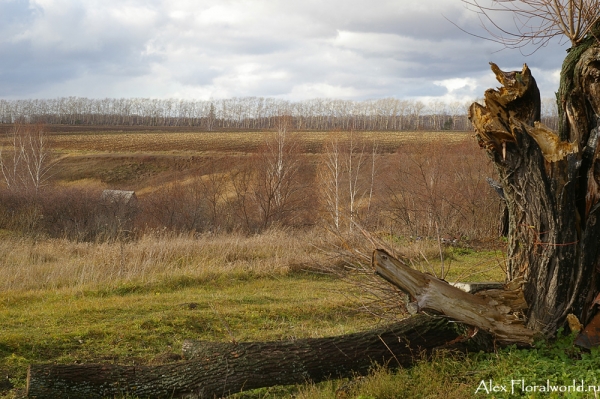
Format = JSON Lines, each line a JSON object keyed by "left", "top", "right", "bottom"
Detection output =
{"left": 0, "top": 228, "right": 322, "bottom": 292}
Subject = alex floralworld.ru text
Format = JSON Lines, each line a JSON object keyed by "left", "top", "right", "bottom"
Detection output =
{"left": 475, "top": 379, "right": 600, "bottom": 394}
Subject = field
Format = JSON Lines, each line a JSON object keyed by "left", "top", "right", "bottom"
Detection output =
{"left": 45, "top": 129, "right": 473, "bottom": 189}
{"left": 0, "top": 127, "right": 527, "bottom": 398}
{"left": 48, "top": 130, "right": 470, "bottom": 152}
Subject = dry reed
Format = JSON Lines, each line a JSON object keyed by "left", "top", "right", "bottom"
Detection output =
{"left": 0, "top": 228, "right": 319, "bottom": 292}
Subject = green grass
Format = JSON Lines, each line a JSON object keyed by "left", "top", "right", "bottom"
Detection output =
{"left": 0, "top": 273, "right": 374, "bottom": 396}
{"left": 3, "top": 238, "right": 591, "bottom": 399}
{"left": 438, "top": 248, "right": 507, "bottom": 283}
{"left": 378, "top": 234, "right": 507, "bottom": 283}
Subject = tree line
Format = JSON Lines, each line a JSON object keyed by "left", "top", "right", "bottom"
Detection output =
{"left": 0, "top": 96, "right": 560, "bottom": 131}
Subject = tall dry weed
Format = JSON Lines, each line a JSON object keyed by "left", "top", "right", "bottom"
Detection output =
{"left": 0, "top": 229, "right": 320, "bottom": 292}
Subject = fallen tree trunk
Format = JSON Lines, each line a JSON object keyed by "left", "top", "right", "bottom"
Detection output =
{"left": 27, "top": 314, "right": 486, "bottom": 399}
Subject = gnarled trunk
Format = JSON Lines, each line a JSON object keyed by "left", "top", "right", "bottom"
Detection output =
{"left": 375, "top": 27, "right": 600, "bottom": 343}
{"left": 469, "top": 31, "right": 600, "bottom": 336}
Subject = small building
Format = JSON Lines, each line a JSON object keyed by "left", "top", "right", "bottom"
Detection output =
{"left": 99, "top": 190, "right": 139, "bottom": 238}
{"left": 101, "top": 190, "right": 138, "bottom": 207}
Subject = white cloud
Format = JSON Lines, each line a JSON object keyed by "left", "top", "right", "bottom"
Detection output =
{"left": 430, "top": 77, "right": 480, "bottom": 103}
{"left": 434, "top": 77, "right": 477, "bottom": 92}
{"left": 0, "top": 0, "right": 569, "bottom": 101}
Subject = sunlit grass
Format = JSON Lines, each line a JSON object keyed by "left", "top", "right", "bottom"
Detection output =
{"left": 0, "top": 273, "right": 375, "bottom": 394}
{"left": 0, "top": 228, "right": 508, "bottom": 397}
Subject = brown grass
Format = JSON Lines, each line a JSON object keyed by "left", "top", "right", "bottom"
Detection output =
{"left": 0, "top": 228, "right": 321, "bottom": 292}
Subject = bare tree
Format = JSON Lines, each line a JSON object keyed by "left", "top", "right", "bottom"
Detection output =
{"left": 409, "top": 101, "right": 426, "bottom": 130}
{"left": 319, "top": 134, "right": 343, "bottom": 231}
{"left": 228, "top": 162, "right": 256, "bottom": 232}
{"left": 428, "top": 100, "right": 447, "bottom": 130}
{"left": 197, "top": 158, "right": 229, "bottom": 232}
{"left": 253, "top": 117, "right": 302, "bottom": 229}
{"left": 319, "top": 130, "right": 379, "bottom": 233}
{"left": 0, "top": 123, "right": 55, "bottom": 195}
{"left": 345, "top": 130, "right": 367, "bottom": 231}
{"left": 541, "top": 96, "right": 559, "bottom": 130}
{"left": 462, "top": 0, "right": 600, "bottom": 50}
{"left": 205, "top": 102, "right": 216, "bottom": 131}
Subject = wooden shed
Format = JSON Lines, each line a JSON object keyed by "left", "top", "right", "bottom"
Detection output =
{"left": 99, "top": 190, "right": 139, "bottom": 237}
{"left": 101, "top": 190, "right": 138, "bottom": 206}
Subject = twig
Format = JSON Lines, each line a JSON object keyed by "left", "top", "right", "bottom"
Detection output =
{"left": 378, "top": 335, "right": 402, "bottom": 368}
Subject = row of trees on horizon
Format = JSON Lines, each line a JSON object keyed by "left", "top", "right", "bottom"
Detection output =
{"left": 0, "top": 96, "right": 560, "bottom": 131}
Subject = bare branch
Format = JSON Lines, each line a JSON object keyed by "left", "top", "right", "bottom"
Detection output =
{"left": 460, "top": 0, "right": 600, "bottom": 51}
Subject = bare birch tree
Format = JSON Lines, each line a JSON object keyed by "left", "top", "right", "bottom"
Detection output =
{"left": 253, "top": 117, "right": 302, "bottom": 229}
{"left": 319, "top": 131, "right": 379, "bottom": 232}
{"left": 0, "top": 123, "right": 55, "bottom": 195}
{"left": 345, "top": 131, "right": 367, "bottom": 232}
{"left": 319, "top": 134, "right": 343, "bottom": 231}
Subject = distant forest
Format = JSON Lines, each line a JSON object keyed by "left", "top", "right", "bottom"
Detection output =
{"left": 0, "top": 96, "right": 559, "bottom": 131}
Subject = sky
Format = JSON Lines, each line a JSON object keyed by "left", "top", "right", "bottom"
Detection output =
{"left": 0, "top": 0, "right": 571, "bottom": 103}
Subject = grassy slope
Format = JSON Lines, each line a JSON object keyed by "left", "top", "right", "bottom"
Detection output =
{"left": 3, "top": 129, "right": 592, "bottom": 398}
{"left": 4, "top": 248, "right": 600, "bottom": 399}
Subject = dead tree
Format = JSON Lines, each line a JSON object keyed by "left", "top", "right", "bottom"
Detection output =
{"left": 371, "top": 21, "right": 600, "bottom": 345}
{"left": 370, "top": 32, "right": 600, "bottom": 341}
{"left": 468, "top": 41, "right": 600, "bottom": 335}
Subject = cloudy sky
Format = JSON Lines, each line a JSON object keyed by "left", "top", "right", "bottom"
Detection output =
{"left": 0, "top": 0, "right": 570, "bottom": 103}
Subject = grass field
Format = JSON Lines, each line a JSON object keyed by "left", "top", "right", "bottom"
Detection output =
{"left": 0, "top": 128, "right": 473, "bottom": 156}
{"left": 3, "top": 229, "right": 597, "bottom": 399}
{"left": 1, "top": 272, "right": 376, "bottom": 393}
{"left": 0, "top": 128, "right": 519, "bottom": 398}
{"left": 0, "top": 224, "right": 511, "bottom": 398}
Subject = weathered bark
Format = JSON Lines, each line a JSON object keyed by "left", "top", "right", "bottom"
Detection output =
{"left": 486, "top": 177, "right": 509, "bottom": 236}
{"left": 468, "top": 27, "right": 600, "bottom": 336}
{"left": 27, "top": 315, "right": 485, "bottom": 399}
{"left": 373, "top": 249, "right": 535, "bottom": 345}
